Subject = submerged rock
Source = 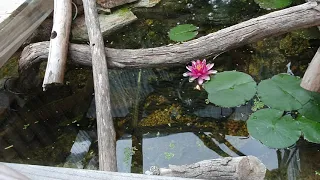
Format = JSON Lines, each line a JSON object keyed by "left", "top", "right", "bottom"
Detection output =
{"left": 71, "top": 9, "right": 137, "bottom": 42}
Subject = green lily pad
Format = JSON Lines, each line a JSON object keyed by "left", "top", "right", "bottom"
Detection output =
{"left": 247, "top": 109, "right": 301, "bottom": 148}
{"left": 299, "top": 93, "right": 320, "bottom": 122}
{"left": 297, "top": 116, "right": 320, "bottom": 143}
{"left": 168, "top": 24, "right": 198, "bottom": 42}
{"left": 257, "top": 74, "right": 311, "bottom": 111}
{"left": 254, "top": 0, "right": 292, "bottom": 10}
{"left": 204, "top": 71, "right": 256, "bottom": 107}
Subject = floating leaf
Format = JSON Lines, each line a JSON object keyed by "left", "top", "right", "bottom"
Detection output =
{"left": 297, "top": 116, "right": 320, "bottom": 143}
{"left": 299, "top": 93, "right": 320, "bottom": 122}
{"left": 247, "top": 109, "right": 300, "bottom": 148}
{"left": 254, "top": 0, "right": 292, "bottom": 10}
{"left": 257, "top": 74, "right": 311, "bottom": 111}
{"left": 204, "top": 71, "right": 256, "bottom": 107}
{"left": 168, "top": 24, "right": 198, "bottom": 42}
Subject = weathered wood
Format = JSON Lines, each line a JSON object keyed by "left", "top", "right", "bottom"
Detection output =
{"left": 71, "top": 10, "right": 137, "bottom": 42}
{"left": 2, "top": 163, "right": 197, "bottom": 180}
{"left": 0, "top": 0, "right": 53, "bottom": 68}
{"left": 19, "top": 1, "right": 320, "bottom": 72}
{"left": 152, "top": 156, "right": 266, "bottom": 180}
{"left": 301, "top": 0, "right": 320, "bottom": 92}
{"left": 301, "top": 47, "right": 320, "bottom": 92}
{"left": 42, "top": 0, "right": 72, "bottom": 90}
{"left": 0, "top": 163, "right": 30, "bottom": 180}
{"left": 82, "top": 0, "right": 117, "bottom": 172}
{"left": 97, "top": 0, "right": 138, "bottom": 9}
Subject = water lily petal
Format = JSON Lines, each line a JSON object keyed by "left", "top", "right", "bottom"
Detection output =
{"left": 208, "top": 70, "right": 218, "bottom": 74}
{"left": 202, "top": 59, "right": 206, "bottom": 64}
{"left": 197, "top": 78, "right": 204, "bottom": 85}
{"left": 189, "top": 76, "right": 197, "bottom": 82}
{"left": 206, "top": 63, "right": 214, "bottom": 70}
{"left": 183, "top": 72, "right": 192, "bottom": 77}
{"left": 191, "top": 61, "right": 197, "bottom": 66}
{"left": 186, "top": 65, "right": 192, "bottom": 71}
{"left": 202, "top": 75, "right": 210, "bottom": 80}
{"left": 196, "top": 60, "right": 201, "bottom": 64}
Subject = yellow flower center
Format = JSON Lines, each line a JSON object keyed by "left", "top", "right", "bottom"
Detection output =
{"left": 196, "top": 64, "right": 203, "bottom": 71}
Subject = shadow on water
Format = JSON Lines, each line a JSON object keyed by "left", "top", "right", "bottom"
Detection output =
{"left": 1, "top": 0, "right": 320, "bottom": 179}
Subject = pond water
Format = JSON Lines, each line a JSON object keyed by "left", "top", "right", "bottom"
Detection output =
{"left": 1, "top": 0, "right": 320, "bottom": 179}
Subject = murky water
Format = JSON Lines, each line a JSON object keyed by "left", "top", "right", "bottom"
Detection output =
{"left": 1, "top": 0, "right": 320, "bottom": 179}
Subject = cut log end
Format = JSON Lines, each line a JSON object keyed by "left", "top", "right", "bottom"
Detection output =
{"left": 237, "top": 156, "right": 266, "bottom": 180}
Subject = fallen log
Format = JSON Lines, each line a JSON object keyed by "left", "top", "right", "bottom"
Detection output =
{"left": 147, "top": 156, "right": 266, "bottom": 180}
{"left": 42, "top": 0, "right": 72, "bottom": 90}
{"left": 19, "top": 2, "right": 320, "bottom": 76}
{"left": 82, "top": 0, "right": 117, "bottom": 172}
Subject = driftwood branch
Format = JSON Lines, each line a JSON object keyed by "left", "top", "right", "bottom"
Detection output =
{"left": 149, "top": 156, "right": 266, "bottom": 180}
{"left": 42, "top": 0, "right": 72, "bottom": 90}
{"left": 19, "top": 2, "right": 320, "bottom": 73}
{"left": 82, "top": 0, "right": 117, "bottom": 172}
{"left": 301, "top": 47, "right": 320, "bottom": 92}
{"left": 300, "top": 0, "right": 320, "bottom": 92}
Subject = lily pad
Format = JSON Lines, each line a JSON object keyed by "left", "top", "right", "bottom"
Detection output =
{"left": 299, "top": 93, "right": 320, "bottom": 122}
{"left": 204, "top": 71, "right": 256, "bottom": 107}
{"left": 297, "top": 116, "right": 320, "bottom": 143}
{"left": 254, "top": 0, "right": 292, "bottom": 10}
{"left": 168, "top": 24, "right": 198, "bottom": 42}
{"left": 247, "top": 109, "right": 300, "bottom": 148}
{"left": 257, "top": 74, "right": 311, "bottom": 111}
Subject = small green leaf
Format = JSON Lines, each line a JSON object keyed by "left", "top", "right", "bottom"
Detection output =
{"left": 168, "top": 24, "right": 198, "bottom": 42}
{"left": 203, "top": 71, "right": 257, "bottom": 107}
{"left": 254, "top": 0, "right": 292, "bottom": 10}
{"left": 299, "top": 93, "right": 320, "bottom": 122}
{"left": 257, "top": 74, "right": 311, "bottom": 111}
{"left": 297, "top": 116, "right": 320, "bottom": 143}
{"left": 247, "top": 109, "right": 300, "bottom": 148}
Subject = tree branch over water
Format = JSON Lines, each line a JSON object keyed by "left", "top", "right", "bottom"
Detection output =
{"left": 19, "top": 1, "right": 320, "bottom": 72}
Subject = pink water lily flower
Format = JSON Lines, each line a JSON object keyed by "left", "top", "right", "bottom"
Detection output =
{"left": 183, "top": 59, "right": 217, "bottom": 85}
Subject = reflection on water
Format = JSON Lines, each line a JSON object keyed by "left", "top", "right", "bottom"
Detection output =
{"left": 1, "top": 0, "right": 320, "bottom": 179}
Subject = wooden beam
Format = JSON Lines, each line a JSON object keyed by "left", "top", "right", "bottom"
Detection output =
{"left": 42, "top": 0, "right": 72, "bottom": 90}
{"left": 19, "top": 1, "right": 320, "bottom": 71}
{"left": 82, "top": 0, "right": 117, "bottom": 172}
{"left": 0, "top": 0, "right": 53, "bottom": 68}
{"left": 1, "top": 162, "right": 197, "bottom": 180}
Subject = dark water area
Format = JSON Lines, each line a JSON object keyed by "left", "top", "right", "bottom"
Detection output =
{"left": 1, "top": 0, "right": 320, "bottom": 179}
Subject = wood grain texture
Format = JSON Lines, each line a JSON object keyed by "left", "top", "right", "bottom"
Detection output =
{"left": 301, "top": 47, "right": 320, "bottom": 92}
{"left": 42, "top": 0, "right": 72, "bottom": 90}
{"left": 82, "top": 0, "right": 117, "bottom": 172}
{"left": 1, "top": 163, "right": 198, "bottom": 180}
{"left": 0, "top": 0, "right": 53, "bottom": 68}
{"left": 19, "top": 1, "right": 320, "bottom": 72}
{"left": 157, "top": 156, "right": 266, "bottom": 180}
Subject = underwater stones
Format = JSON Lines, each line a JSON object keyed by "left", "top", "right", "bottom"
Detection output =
{"left": 97, "top": 0, "right": 138, "bottom": 9}
{"left": 71, "top": 9, "right": 137, "bottom": 42}
{"left": 134, "top": 0, "right": 161, "bottom": 7}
